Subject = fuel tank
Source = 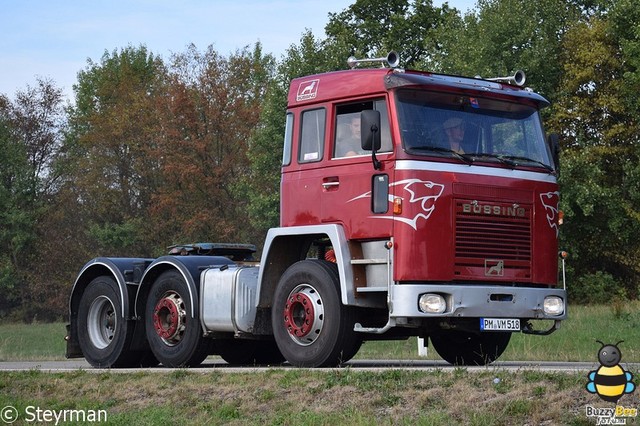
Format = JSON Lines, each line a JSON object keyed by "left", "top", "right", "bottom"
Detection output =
{"left": 199, "top": 265, "right": 259, "bottom": 334}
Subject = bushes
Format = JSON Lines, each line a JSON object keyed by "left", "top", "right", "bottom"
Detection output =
{"left": 568, "top": 271, "right": 628, "bottom": 305}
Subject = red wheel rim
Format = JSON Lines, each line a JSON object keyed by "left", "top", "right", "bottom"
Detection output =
{"left": 282, "top": 284, "right": 324, "bottom": 346}
{"left": 152, "top": 292, "right": 186, "bottom": 345}
{"left": 284, "top": 292, "right": 315, "bottom": 338}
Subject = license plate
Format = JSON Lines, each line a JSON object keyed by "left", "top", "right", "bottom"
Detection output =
{"left": 480, "top": 318, "right": 520, "bottom": 331}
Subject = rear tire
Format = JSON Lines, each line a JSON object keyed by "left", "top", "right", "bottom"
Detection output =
{"left": 430, "top": 331, "right": 511, "bottom": 366}
{"left": 77, "top": 276, "right": 137, "bottom": 368}
{"left": 144, "top": 270, "right": 211, "bottom": 367}
{"left": 272, "top": 260, "right": 360, "bottom": 367}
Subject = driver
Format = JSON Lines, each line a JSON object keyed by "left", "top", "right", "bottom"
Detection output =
{"left": 443, "top": 118, "right": 465, "bottom": 154}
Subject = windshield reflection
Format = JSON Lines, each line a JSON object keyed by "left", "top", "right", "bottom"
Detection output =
{"left": 395, "top": 89, "right": 554, "bottom": 170}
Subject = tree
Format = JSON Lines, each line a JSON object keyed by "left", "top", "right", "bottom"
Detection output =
{"left": 0, "top": 79, "right": 67, "bottom": 319}
{"left": 7, "top": 78, "right": 66, "bottom": 195}
{"left": 244, "top": 31, "right": 340, "bottom": 236}
{"left": 149, "top": 43, "right": 275, "bottom": 247}
{"left": 0, "top": 105, "right": 33, "bottom": 315}
{"left": 548, "top": 16, "right": 629, "bottom": 146}
{"left": 66, "top": 45, "right": 167, "bottom": 256}
{"left": 609, "top": 0, "right": 640, "bottom": 121}
{"left": 324, "top": 0, "right": 459, "bottom": 69}
{"left": 549, "top": 3, "right": 640, "bottom": 301}
{"left": 435, "top": 0, "right": 581, "bottom": 99}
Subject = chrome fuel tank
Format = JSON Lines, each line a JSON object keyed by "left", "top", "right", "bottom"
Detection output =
{"left": 199, "top": 266, "right": 259, "bottom": 334}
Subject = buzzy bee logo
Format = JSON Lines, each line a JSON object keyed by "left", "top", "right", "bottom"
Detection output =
{"left": 587, "top": 341, "right": 636, "bottom": 403}
{"left": 585, "top": 341, "right": 637, "bottom": 424}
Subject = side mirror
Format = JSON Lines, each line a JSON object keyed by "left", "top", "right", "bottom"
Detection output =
{"left": 361, "top": 110, "right": 381, "bottom": 151}
{"left": 548, "top": 133, "right": 560, "bottom": 172}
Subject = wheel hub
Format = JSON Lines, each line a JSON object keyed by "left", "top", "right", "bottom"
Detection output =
{"left": 87, "top": 295, "right": 117, "bottom": 350}
{"left": 153, "top": 292, "right": 186, "bottom": 345}
{"left": 283, "top": 285, "right": 324, "bottom": 346}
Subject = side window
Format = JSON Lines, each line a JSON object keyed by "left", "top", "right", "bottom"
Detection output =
{"left": 282, "top": 113, "right": 294, "bottom": 166}
{"left": 334, "top": 99, "right": 392, "bottom": 158}
{"left": 335, "top": 113, "right": 361, "bottom": 158}
{"left": 299, "top": 108, "right": 325, "bottom": 163}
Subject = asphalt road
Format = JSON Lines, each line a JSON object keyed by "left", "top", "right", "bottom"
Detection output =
{"left": 0, "top": 359, "right": 627, "bottom": 373}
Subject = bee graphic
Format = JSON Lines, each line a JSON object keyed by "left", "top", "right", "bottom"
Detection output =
{"left": 586, "top": 340, "right": 636, "bottom": 403}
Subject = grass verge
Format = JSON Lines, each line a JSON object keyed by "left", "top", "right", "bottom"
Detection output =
{"left": 0, "top": 322, "right": 66, "bottom": 361}
{"left": 0, "top": 368, "right": 638, "bottom": 425}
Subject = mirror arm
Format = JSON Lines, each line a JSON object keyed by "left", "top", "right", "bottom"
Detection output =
{"left": 361, "top": 110, "right": 382, "bottom": 170}
{"left": 370, "top": 122, "right": 381, "bottom": 170}
{"left": 372, "top": 149, "right": 381, "bottom": 170}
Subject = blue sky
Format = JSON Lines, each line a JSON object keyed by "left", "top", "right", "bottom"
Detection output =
{"left": 0, "top": 0, "right": 476, "bottom": 101}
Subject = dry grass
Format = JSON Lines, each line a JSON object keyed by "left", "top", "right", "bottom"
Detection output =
{"left": 0, "top": 368, "right": 638, "bottom": 425}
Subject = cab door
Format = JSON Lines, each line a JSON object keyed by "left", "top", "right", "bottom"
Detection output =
{"left": 320, "top": 99, "right": 395, "bottom": 241}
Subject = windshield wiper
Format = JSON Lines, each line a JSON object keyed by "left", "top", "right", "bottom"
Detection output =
{"left": 464, "top": 153, "right": 554, "bottom": 173}
{"left": 409, "top": 146, "right": 474, "bottom": 165}
{"left": 497, "top": 155, "right": 555, "bottom": 173}
{"left": 465, "top": 153, "right": 517, "bottom": 168}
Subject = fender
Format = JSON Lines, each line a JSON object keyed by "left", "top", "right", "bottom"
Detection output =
{"left": 257, "top": 224, "right": 356, "bottom": 308}
{"left": 67, "top": 257, "right": 151, "bottom": 358}
{"left": 134, "top": 255, "right": 234, "bottom": 319}
{"left": 69, "top": 257, "right": 152, "bottom": 320}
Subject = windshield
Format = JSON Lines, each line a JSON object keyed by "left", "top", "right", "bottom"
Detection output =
{"left": 395, "top": 89, "right": 554, "bottom": 170}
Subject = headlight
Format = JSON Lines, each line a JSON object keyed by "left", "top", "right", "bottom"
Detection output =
{"left": 543, "top": 296, "right": 564, "bottom": 316}
{"left": 418, "top": 293, "right": 446, "bottom": 314}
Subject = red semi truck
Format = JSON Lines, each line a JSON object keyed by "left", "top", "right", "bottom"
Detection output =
{"left": 66, "top": 52, "right": 567, "bottom": 368}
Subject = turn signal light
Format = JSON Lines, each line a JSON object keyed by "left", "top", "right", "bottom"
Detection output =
{"left": 393, "top": 197, "right": 402, "bottom": 214}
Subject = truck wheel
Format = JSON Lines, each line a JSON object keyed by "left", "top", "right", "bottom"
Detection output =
{"left": 430, "top": 331, "right": 511, "bottom": 366}
{"left": 77, "top": 276, "right": 137, "bottom": 368}
{"left": 272, "top": 260, "right": 360, "bottom": 367}
{"left": 144, "top": 270, "right": 211, "bottom": 367}
{"left": 216, "top": 339, "right": 285, "bottom": 365}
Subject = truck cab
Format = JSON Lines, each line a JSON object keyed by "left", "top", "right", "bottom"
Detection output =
{"left": 274, "top": 61, "right": 565, "bottom": 364}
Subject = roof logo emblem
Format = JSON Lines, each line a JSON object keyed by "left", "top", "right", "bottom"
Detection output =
{"left": 296, "top": 79, "right": 319, "bottom": 102}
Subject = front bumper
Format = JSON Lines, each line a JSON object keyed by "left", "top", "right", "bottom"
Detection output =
{"left": 390, "top": 284, "right": 567, "bottom": 320}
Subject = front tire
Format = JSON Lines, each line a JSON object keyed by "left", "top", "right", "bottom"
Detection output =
{"left": 430, "top": 331, "right": 511, "bottom": 366}
{"left": 272, "top": 260, "right": 360, "bottom": 367}
{"left": 144, "top": 270, "right": 211, "bottom": 367}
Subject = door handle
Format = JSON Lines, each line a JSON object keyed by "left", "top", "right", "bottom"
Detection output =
{"left": 322, "top": 182, "right": 340, "bottom": 189}
{"left": 322, "top": 177, "right": 339, "bottom": 190}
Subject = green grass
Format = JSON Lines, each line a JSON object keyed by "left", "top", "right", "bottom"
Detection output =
{"left": 0, "top": 302, "right": 638, "bottom": 363}
{"left": 0, "top": 322, "right": 66, "bottom": 361}
{"left": 1, "top": 368, "right": 633, "bottom": 425}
